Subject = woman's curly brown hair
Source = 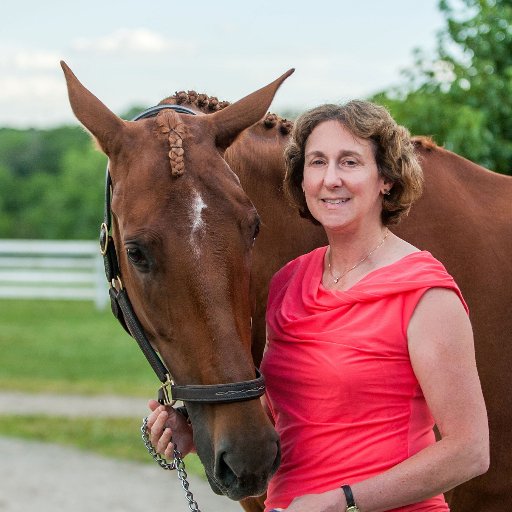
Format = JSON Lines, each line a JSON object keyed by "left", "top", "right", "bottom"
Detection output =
{"left": 283, "top": 101, "right": 423, "bottom": 226}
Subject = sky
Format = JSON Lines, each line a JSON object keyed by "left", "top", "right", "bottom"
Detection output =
{"left": 1, "top": 0, "right": 446, "bottom": 128}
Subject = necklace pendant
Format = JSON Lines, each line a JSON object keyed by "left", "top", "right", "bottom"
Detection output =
{"left": 333, "top": 276, "right": 340, "bottom": 284}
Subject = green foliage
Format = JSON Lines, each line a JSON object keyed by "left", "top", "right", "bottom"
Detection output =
{"left": 0, "top": 125, "right": 106, "bottom": 239}
{"left": 372, "top": 0, "right": 512, "bottom": 174}
{"left": 0, "top": 299, "right": 156, "bottom": 396}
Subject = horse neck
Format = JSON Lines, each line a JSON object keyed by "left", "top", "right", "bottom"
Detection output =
{"left": 226, "top": 127, "right": 286, "bottom": 200}
{"left": 416, "top": 139, "right": 512, "bottom": 200}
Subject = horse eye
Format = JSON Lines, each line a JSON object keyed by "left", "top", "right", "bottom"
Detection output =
{"left": 251, "top": 218, "right": 261, "bottom": 243}
{"left": 126, "top": 246, "right": 148, "bottom": 268}
{"left": 253, "top": 222, "right": 260, "bottom": 240}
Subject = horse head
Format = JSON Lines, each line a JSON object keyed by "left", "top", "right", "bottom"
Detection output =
{"left": 61, "top": 61, "right": 293, "bottom": 500}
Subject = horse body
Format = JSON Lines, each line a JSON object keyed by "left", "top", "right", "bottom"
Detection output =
{"left": 229, "top": 126, "right": 512, "bottom": 511}
{"left": 62, "top": 63, "right": 512, "bottom": 510}
{"left": 395, "top": 142, "right": 512, "bottom": 511}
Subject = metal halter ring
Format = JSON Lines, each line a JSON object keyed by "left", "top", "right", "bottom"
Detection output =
{"left": 110, "top": 275, "right": 123, "bottom": 291}
{"left": 99, "top": 222, "right": 109, "bottom": 256}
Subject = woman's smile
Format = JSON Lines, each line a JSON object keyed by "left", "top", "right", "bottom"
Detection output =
{"left": 322, "top": 197, "right": 350, "bottom": 204}
{"left": 302, "top": 120, "right": 385, "bottom": 231}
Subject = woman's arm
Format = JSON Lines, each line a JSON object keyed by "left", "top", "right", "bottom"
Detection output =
{"left": 286, "top": 287, "right": 489, "bottom": 512}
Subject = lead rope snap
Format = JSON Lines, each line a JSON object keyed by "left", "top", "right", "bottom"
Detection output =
{"left": 141, "top": 417, "right": 202, "bottom": 511}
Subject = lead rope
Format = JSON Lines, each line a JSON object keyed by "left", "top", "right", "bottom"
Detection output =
{"left": 141, "top": 417, "right": 201, "bottom": 512}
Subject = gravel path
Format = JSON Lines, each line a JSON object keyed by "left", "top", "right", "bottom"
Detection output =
{"left": 0, "top": 392, "right": 244, "bottom": 512}
{"left": 0, "top": 391, "right": 149, "bottom": 417}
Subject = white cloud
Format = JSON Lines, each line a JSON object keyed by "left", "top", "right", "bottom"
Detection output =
{"left": 72, "top": 28, "right": 194, "bottom": 54}
{"left": 14, "top": 50, "right": 60, "bottom": 70}
{"left": 0, "top": 48, "right": 61, "bottom": 71}
{"left": 0, "top": 74, "right": 71, "bottom": 127}
{"left": 0, "top": 75, "right": 64, "bottom": 101}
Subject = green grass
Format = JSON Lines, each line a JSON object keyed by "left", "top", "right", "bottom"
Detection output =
{"left": 0, "top": 299, "right": 156, "bottom": 396}
{"left": 0, "top": 414, "right": 205, "bottom": 477}
{"left": 0, "top": 298, "right": 204, "bottom": 478}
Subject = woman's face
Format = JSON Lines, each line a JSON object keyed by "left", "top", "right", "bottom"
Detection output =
{"left": 302, "top": 120, "right": 387, "bottom": 233}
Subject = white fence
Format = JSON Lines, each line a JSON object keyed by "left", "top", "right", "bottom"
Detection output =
{"left": 0, "top": 239, "right": 108, "bottom": 309}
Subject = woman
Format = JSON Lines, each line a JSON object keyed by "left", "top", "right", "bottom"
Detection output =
{"left": 147, "top": 101, "right": 489, "bottom": 512}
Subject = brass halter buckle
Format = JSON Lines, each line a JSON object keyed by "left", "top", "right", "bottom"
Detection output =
{"left": 158, "top": 374, "right": 176, "bottom": 406}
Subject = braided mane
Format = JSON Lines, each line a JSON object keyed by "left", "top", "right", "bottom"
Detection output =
{"left": 159, "top": 90, "right": 293, "bottom": 135}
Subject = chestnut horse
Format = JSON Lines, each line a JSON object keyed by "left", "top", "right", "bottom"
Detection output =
{"left": 62, "top": 63, "right": 511, "bottom": 511}
{"left": 61, "top": 61, "right": 293, "bottom": 501}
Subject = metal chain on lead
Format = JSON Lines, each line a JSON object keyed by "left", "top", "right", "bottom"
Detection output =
{"left": 141, "top": 416, "right": 201, "bottom": 512}
{"left": 173, "top": 444, "right": 201, "bottom": 512}
{"left": 141, "top": 416, "right": 176, "bottom": 470}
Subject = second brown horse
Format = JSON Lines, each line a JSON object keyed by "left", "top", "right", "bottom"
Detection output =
{"left": 62, "top": 63, "right": 512, "bottom": 511}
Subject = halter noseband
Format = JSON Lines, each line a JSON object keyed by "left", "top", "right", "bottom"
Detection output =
{"left": 99, "top": 104, "right": 265, "bottom": 406}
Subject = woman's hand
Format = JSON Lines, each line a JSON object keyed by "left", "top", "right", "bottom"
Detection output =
{"left": 146, "top": 399, "right": 195, "bottom": 459}
{"left": 284, "top": 488, "right": 344, "bottom": 512}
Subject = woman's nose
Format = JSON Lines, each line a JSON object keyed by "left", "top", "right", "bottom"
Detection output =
{"left": 323, "top": 162, "right": 342, "bottom": 188}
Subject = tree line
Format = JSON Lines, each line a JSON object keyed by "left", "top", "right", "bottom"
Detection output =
{"left": 1, "top": 0, "right": 510, "bottom": 240}
{"left": 0, "top": 126, "right": 107, "bottom": 239}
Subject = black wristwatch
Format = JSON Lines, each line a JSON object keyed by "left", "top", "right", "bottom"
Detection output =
{"left": 341, "top": 484, "right": 360, "bottom": 512}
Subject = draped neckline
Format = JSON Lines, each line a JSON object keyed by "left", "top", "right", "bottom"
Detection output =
{"left": 318, "top": 246, "right": 424, "bottom": 295}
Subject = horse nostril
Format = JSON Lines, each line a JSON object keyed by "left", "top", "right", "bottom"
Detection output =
{"left": 215, "top": 450, "right": 238, "bottom": 489}
{"left": 214, "top": 437, "right": 281, "bottom": 493}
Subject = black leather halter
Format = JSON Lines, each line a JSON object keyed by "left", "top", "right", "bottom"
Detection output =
{"left": 99, "top": 104, "right": 265, "bottom": 406}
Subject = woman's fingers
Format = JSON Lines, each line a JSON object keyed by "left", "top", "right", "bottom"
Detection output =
{"left": 164, "top": 439, "right": 176, "bottom": 459}
{"left": 148, "top": 399, "right": 160, "bottom": 412}
{"left": 146, "top": 401, "right": 164, "bottom": 431}
{"left": 156, "top": 427, "right": 174, "bottom": 454}
{"left": 145, "top": 401, "right": 195, "bottom": 456}
{"left": 150, "top": 409, "right": 169, "bottom": 446}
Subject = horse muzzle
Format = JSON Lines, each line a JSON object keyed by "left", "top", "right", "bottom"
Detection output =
{"left": 211, "top": 431, "right": 281, "bottom": 500}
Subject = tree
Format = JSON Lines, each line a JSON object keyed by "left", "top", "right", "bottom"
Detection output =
{"left": 373, "top": 0, "right": 512, "bottom": 174}
{"left": 19, "top": 146, "right": 106, "bottom": 240}
{"left": 0, "top": 126, "right": 105, "bottom": 239}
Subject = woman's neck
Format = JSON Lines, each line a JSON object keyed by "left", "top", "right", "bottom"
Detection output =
{"left": 325, "top": 224, "right": 390, "bottom": 285}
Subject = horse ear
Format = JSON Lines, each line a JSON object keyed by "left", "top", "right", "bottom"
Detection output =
{"left": 60, "top": 61, "right": 125, "bottom": 155}
{"left": 210, "top": 68, "right": 294, "bottom": 151}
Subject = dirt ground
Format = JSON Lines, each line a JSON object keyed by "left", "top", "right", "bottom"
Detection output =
{"left": 0, "top": 392, "right": 245, "bottom": 512}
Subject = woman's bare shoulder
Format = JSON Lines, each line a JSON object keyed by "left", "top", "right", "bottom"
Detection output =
{"left": 376, "top": 233, "right": 421, "bottom": 268}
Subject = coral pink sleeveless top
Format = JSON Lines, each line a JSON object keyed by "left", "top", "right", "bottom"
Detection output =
{"left": 261, "top": 248, "right": 467, "bottom": 511}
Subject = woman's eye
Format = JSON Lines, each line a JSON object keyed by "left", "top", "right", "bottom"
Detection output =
{"left": 343, "top": 159, "right": 358, "bottom": 167}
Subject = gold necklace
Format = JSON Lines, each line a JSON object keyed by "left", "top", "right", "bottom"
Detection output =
{"left": 327, "top": 229, "right": 389, "bottom": 285}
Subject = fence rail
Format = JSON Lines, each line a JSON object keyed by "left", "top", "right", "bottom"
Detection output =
{"left": 0, "top": 239, "right": 108, "bottom": 309}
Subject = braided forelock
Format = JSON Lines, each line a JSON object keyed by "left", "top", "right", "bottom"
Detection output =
{"left": 155, "top": 109, "right": 187, "bottom": 178}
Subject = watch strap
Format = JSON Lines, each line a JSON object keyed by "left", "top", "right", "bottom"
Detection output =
{"left": 341, "top": 484, "right": 358, "bottom": 510}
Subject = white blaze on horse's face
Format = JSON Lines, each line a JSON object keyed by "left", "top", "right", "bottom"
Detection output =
{"left": 189, "top": 189, "right": 207, "bottom": 258}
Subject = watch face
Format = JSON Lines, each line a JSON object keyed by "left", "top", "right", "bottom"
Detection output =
{"left": 346, "top": 506, "right": 360, "bottom": 512}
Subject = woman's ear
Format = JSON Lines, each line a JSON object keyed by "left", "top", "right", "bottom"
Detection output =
{"left": 381, "top": 180, "right": 394, "bottom": 195}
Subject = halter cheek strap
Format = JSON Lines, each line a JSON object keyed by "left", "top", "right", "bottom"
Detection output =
{"left": 100, "top": 104, "right": 266, "bottom": 406}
